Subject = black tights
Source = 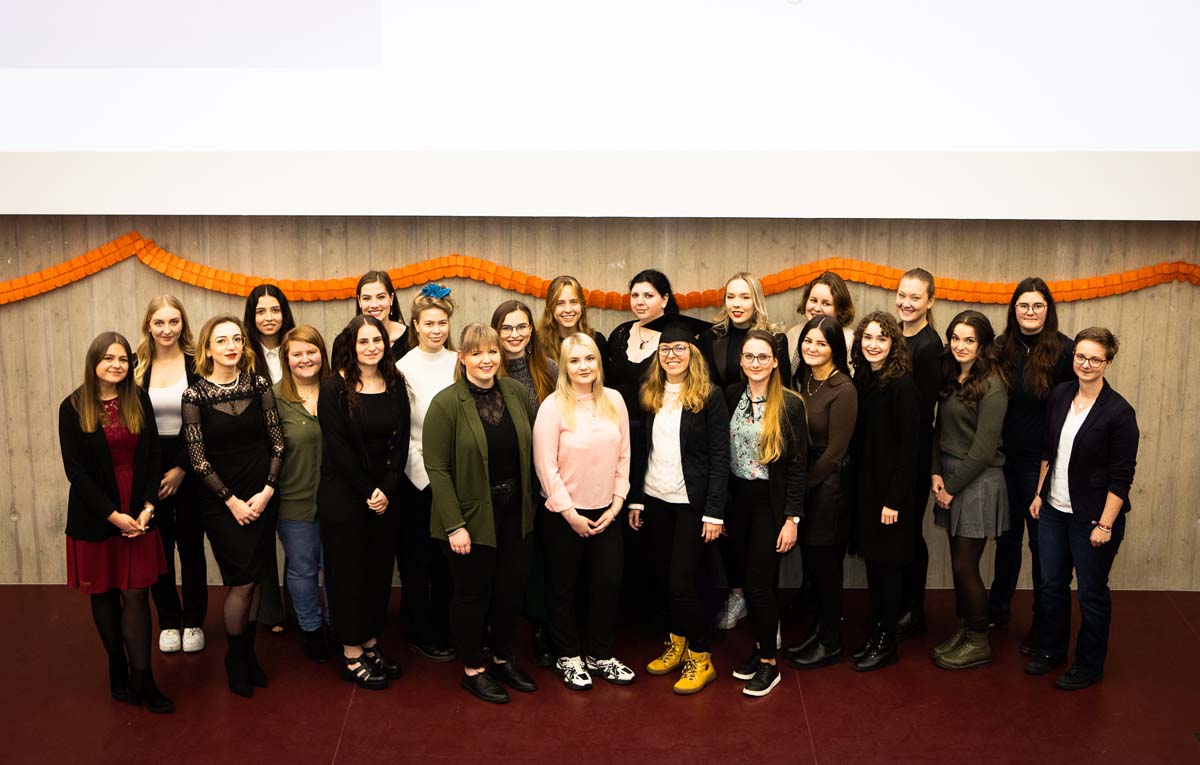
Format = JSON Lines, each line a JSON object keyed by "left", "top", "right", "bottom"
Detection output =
{"left": 222, "top": 582, "right": 260, "bottom": 636}
{"left": 90, "top": 588, "right": 151, "bottom": 671}
{"left": 949, "top": 534, "right": 989, "bottom": 631}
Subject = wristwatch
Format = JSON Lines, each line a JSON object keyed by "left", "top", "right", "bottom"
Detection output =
{"left": 790, "top": 516, "right": 800, "bottom": 525}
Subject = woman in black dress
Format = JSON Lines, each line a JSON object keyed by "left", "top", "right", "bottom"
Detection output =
{"left": 849, "top": 312, "right": 921, "bottom": 671}
{"left": 181, "top": 315, "right": 285, "bottom": 697}
{"left": 60, "top": 332, "right": 173, "bottom": 713}
{"left": 318, "top": 315, "right": 411, "bottom": 690}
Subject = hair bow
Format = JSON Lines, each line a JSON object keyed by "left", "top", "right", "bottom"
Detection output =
{"left": 421, "top": 283, "right": 451, "bottom": 299}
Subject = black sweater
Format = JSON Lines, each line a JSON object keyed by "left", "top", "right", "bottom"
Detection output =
{"left": 1001, "top": 331, "right": 1075, "bottom": 465}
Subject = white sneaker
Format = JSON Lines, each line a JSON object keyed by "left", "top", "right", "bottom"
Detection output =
{"left": 182, "top": 627, "right": 206, "bottom": 653}
{"left": 717, "top": 591, "right": 748, "bottom": 630}
{"left": 159, "top": 629, "right": 181, "bottom": 653}
{"left": 555, "top": 656, "right": 592, "bottom": 691}
{"left": 586, "top": 656, "right": 636, "bottom": 686}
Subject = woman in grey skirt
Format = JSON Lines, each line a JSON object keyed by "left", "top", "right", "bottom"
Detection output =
{"left": 929, "top": 310, "right": 1009, "bottom": 670}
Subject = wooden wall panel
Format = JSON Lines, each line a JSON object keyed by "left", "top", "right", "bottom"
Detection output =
{"left": 1, "top": 215, "right": 1197, "bottom": 591}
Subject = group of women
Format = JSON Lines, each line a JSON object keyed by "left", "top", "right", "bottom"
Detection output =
{"left": 59, "top": 264, "right": 1139, "bottom": 712}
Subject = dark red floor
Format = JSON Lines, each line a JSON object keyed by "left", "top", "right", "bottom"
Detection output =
{"left": 3, "top": 586, "right": 1198, "bottom": 764}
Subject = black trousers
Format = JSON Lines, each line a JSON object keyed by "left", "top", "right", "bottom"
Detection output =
{"left": 990, "top": 460, "right": 1043, "bottom": 621}
{"left": 865, "top": 559, "right": 903, "bottom": 633}
{"left": 443, "top": 493, "right": 531, "bottom": 668}
{"left": 730, "top": 478, "right": 782, "bottom": 659}
{"left": 149, "top": 439, "right": 209, "bottom": 630}
{"left": 542, "top": 507, "right": 623, "bottom": 659}
{"left": 644, "top": 496, "right": 715, "bottom": 653}
{"left": 801, "top": 543, "right": 846, "bottom": 647}
{"left": 396, "top": 485, "right": 451, "bottom": 646}
{"left": 902, "top": 435, "right": 933, "bottom": 616}
{"left": 322, "top": 505, "right": 399, "bottom": 646}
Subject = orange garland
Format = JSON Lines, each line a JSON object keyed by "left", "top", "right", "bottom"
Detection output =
{"left": 2, "top": 231, "right": 1199, "bottom": 309}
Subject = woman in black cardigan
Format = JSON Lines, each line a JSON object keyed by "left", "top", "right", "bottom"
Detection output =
{"left": 318, "top": 315, "right": 410, "bottom": 690}
{"left": 1027, "top": 327, "right": 1138, "bottom": 691}
{"left": 723, "top": 329, "right": 806, "bottom": 697}
{"left": 628, "top": 322, "right": 730, "bottom": 696}
{"left": 59, "top": 332, "right": 173, "bottom": 713}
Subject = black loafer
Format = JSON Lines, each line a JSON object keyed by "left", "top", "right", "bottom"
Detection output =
{"left": 1055, "top": 666, "right": 1103, "bottom": 691}
{"left": 790, "top": 641, "right": 843, "bottom": 670}
{"left": 783, "top": 627, "right": 820, "bottom": 663}
{"left": 461, "top": 672, "right": 509, "bottom": 704}
{"left": 1024, "top": 652, "right": 1065, "bottom": 676}
{"left": 409, "top": 641, "right": 456, "bottom": 663}
{"left": 896, "top": 611, "right": 927, "bottom": 640}
{"left": 488, "top": 661, "right": 538, "bottom": 692}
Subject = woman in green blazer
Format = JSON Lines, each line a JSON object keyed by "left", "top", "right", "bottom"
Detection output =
{"left": 424, "top": 323, "right": 538, "bottom": 705}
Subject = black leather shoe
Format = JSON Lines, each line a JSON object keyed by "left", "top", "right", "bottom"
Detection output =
{"left": 245, "top": 623, "right": 269, "bottom": 688}
{"left": 852, "top": 624, "right": 880, "bottom": 662}
{"left": 896, "top": 611, "right": 927, "bottom": 640}
{"left": 362, "top": 644, "right": 402, "bottom": 679}
{"left": 302, "top": 629, "right": 329, "bottom": 664}
{"left": 532, "top": 626, "right": 554, "bottom": 668}
{"left": 790, "top": 641, "right": 843, "bottom": 670}
{"left": 108, "top": 656, "right": 131, "bottom": 703}
{"left": 341, "top": 654, "right": 389, "bottom": 690}
{"left": 488, "top": 660, "right": 538, "bottom": 692}
{"left": 410, "top": 641, "right": 456, "bottom": 662}
{"left": 1055, "top": 666, "right": 1103, "bottom": 691}
{"left": 130, "top": 669, "right": 175, "bottom": 714}
{"left": 852, "top": 632, "right": 898, "bottom": 673}
{"left": 1024, "top": 652, "right": 1065, "bottom": 676}
{"left": 783, "top": 625, "right": 820, "bottom": 663}
{"left": 462, "top": 672, "right": 510, "bottom": 704}
{"left": 1019, "top": 623, "right": 1041, "bottom": 656}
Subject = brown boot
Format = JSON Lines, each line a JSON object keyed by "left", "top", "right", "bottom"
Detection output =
{"left": 934, "top": 629, "right": 991, "bottom": 670}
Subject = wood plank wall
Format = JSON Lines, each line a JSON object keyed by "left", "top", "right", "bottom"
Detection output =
{"left": 2, "top": 216, "right": 1197, "bottom": 590}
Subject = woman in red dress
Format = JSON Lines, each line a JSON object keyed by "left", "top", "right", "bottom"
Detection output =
{"left": 58, "top": 332, "right": 173, "bottom": 713}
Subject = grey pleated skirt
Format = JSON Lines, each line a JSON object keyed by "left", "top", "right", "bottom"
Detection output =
{"left": 932, "top": 454, "right": 1010, "bottom": 539}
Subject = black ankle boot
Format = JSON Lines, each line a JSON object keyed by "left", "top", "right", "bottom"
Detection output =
{"left": 301, "top": 628, "right": 329, "bottom": 663}
{"left": 131, "top": 668, "right": 175, "bottom": 713}
{"left": 225, "top": 632, "right": 253, "bottom": 698}
{"left": 245, "top": 622, "right": 268, "bottom": 688}
{"left": 108, "top": 655, "right": 131, "bottom": 703}
{"left": 853, "top": 631, "right": 899, "bottom": 672}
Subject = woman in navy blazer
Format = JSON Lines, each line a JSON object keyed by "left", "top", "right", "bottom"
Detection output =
{"left": 1027, "top": 327, "right": 1138, "bottom": 690}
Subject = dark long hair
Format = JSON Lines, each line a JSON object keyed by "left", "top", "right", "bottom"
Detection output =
{"left": 629, "top": 269, "right": 680, "bottom": 315}
{"left": 72, "top": 332, "right": 144, "bottom": 434}
{"left": 490, "top": 299, "right": 555, "bottom": 403}
{"left": 243, "top": 284, "right": 297, "bottom": 378}
{"left": 852, "top": 311, "right": 912, "bottom": 388}
{"left": 995, "top": 277, "right": 1061, "bottom": 398}
{"left": 333, "top": 315, "right": 405, "bottom": 413}
{"left": 355, "top": 270, "right": 404, "bottom": 323}
{"left": 939, "top": 310, "right": 1003, "bottom": 403}
{"left": 793, "top": 315, "right": 850, "bottom": 388}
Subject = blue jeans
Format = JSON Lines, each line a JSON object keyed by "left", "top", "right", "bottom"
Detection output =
{"left": 277, "top": 518, "right": 329, "bottom": 632}
{"left": 989, "top": 461, "right": 1042, "bottom": 621}
{"left": 1037, "top": 504, "right": 1125, "bottom": 675}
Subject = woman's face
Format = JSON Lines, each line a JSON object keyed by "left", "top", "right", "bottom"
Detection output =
{"left": 149, "top": 306, "right": 183, "bottom": 351}
{"left": 739, "top": 338, "right": 777, "bottom": 385}
{"left": 630, "top": 281, "right": 668, "bottom": 323}
{"left": 287, "top": 341, "right": 322, "bottom": 384}
{"left": 355, "top": 324, "right": 386, "bottom": 369}
{"left": 801, "top": 328, "right": 833, "bottom": 369}
{"left": 497, "top": 309, "right": 532, "bottom": 358}
{"left": 208, "top": 322, "right": 244, "bottom": 371}
{"left": 1072, "top": 339, "right": 1110, "bottom": 384}
{"left": 358, "top": 281, "right": 393, "bottom": 324}
{"left": 657, "top": 339, "right": 691, "bottom": 381}
{"left": 860, "top": 322, "right": 893, "bottom": 371}
{"left": 461, "top": 343, "right": 502, "bottom": 386}
{"left": 1013, "top": 290, "right": 1049, "bottom": 335}
{"left": 724, "top": 279, "right": 755, "bottom": 328}
{"left": 254, "top": 295, "right": 283, "bottom": 339}
{"left": 95, "top": 342, "right": 130, "bottom": 388}
{"left": 805, "top": 283, "right": 837, "bottom": 321}
{"left": 565, "top": 342, "right": 599, "bottom": 389}
{"left": 895, "top": 277, "right": 933, "bottom": 326}
{"left": 553, "top": 285, "right": 582, "bottom": 333}
{"left": 950, "top": 322, "right": 980, "bottom": 367}
{"left": 415, "top": 307, "right": 450, "bottom": 352}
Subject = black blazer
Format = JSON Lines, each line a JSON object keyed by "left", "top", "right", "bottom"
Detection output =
{"left": 631, "top": 386, "right": 730, "bottom": 519}
{"left": 58, "top": 389, "right": 162, "bottom": 542}
{"left": 723, "top": 383, "right": 807, "bottom": 526}
{"left": 1040, "top": 380, "right": 1139, "bottom": 523}
{"left": 698, "top": 328, "right": 792, "bottom": 392}
{"left": 317, "top": 374, "right": 411, "bottom": 508}
{"left": 137, "top": 351, "right": 200, "bottom": 471}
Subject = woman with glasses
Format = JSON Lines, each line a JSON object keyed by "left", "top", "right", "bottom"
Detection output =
{"left": 1026, "top": 328, "right": 1138, "bottom": 690}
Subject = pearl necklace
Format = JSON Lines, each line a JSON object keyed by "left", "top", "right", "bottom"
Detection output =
{"left": 208, "top": 372, "right": 239, "bottom": 390}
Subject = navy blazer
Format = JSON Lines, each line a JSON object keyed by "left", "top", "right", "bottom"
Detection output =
{"left": 1040, "top": 379, "right": 1139, "bottom": 523}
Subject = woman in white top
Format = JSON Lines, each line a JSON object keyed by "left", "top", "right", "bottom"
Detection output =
{"left": 135, "top": 295, "right": 208, "bottom": 655}
{"left": 533, "top": 333, "right": 633, "bottom": 690}
{"left": 394, "top": 284, "right": 458, "bottom": 661}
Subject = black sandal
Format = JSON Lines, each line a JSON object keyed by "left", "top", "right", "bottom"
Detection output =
{"left": 341, "top": 654, "right": 389, "bottom": 690}
{"left": 361, "top": 644, "right": 402, "bottom": 679}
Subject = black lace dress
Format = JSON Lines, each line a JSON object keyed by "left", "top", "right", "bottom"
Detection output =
{"left": 182, "top": 373, "right": 285, "bottom": 585}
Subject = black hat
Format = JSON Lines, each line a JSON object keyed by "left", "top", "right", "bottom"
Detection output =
{"left": 645, "top": 313, "right": 712, "bottom": 345}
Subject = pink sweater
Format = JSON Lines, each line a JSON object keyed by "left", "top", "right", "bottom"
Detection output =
{"left": 533, "top": 388, "right": 631, "bottom": 513}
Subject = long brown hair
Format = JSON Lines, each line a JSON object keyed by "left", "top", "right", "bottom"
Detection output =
{"left": 332, "top": 315, "right": 405, "bottom": 412}
{"left": 740, "top": 329, "right": 801, "bottom": 464}
{"left": 491, "top": 299, "right": 555, "bottom": 403}
{"left": 640, "top": 342, "right": 711, "bottom": 414}
{"left": 537, "top": 275, "right": 598, "bottom": 358}
{"left": 135, "top": 294, "right": 196, "bottom": 384}
{"left": 852, "top": 311, "right": 912, "bottom": 388}
{"left": 276, "top": 325, "right": 331, "bottom": 404}
{"left": 940, "top": 310, "right": 1004, "bottom": 403}
{"left": 72, "top": 332, "right": 144, "bottom": 434}
{"left": 995, "top": 277, "right": 1061, "bottom": 398}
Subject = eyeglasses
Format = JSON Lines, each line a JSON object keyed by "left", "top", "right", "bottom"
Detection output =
{"left": 740, "top": 353, "right": 774, "bottom": 366}
{"left": 658, "top": 345, "right": 689, "bottom": 357}
{"left": 1073, "top": 353, "right": 1107, "bottom": 368}
{"left": 499, "top": 323, "right": 531, "bottom": 335}
{"left": 1016, "top": 302, "right": 1048, "bottom": 314}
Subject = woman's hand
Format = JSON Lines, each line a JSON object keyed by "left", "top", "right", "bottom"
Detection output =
{"left": 775, "top": 521, "right": 797, "bottom": 553}
{"left": 627, "top": 508, "right": 643, "bottom": 531}
{"left": 367, "top": 488, "right": 388, "bottom": 515}
{"left": 135, "top": 506, "right": 154, "bottom": 534}
{"left": 1029, "top": 495, "right": 1042, "bottom": 520}
{"left": 590, "top": 503, "right": 621, "bottom": 535}
{"left": 881, "top": 506, "right": 898, "bottom": 525}
{"left": 1089, "top": 526, "right": 1112, "bottom": 547}
{"left": 226, "top": 496, "right": 255, "bottom": 526}
{"left": 448, "top": 527, "right": 471, "bottom": 555}
{"left": 701, "top": 522, "right": 722, "bottom": 543}
{"left": 934, "top": 486, "right": 954, "bottom": 510}
{"left": 246, "top": 486, "right": 274, "bottom": 517}
{"left": 108, "top": 511, "right": 141, "bottom": 536}
{"left": 158, "top": 467, "right": 186, "bottom": 500}
{"left": 564, "top": 510, "right": 593, "bottom": 538}
{"left": 931, "top": 475, "right": 945, "bottom": 496}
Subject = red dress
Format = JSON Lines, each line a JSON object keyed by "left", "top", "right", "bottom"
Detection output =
{"left": 66, "top": 399, "right": 167, "bottom": 593}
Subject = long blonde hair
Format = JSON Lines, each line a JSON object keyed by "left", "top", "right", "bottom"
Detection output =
{"left": 134, "top": 294, "right": 195, "bottom": 384}
{"left": 72, "top": 332, "right": 144, "bottom": 434}
{"left": 740, "top": 329, "right": 800, "bottom": 464}
{"left": 554, "top": 333, "right": 620, "bottom": 428}
{"left": 712, "top": 272, "right": 778, "bottom": 335}
{"left": 640, "top": 342, "right": 711, "bottom": 414}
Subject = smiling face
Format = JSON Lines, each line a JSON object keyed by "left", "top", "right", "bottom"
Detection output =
{"left": 287, "top": 340, "right": 322, "bottom": 384}
{"left": 801, "top": 327, "right": 833, "bottom": 370}
{"left": 254, "top": 295, "right": 283, "bottom": 340}
{"left": 461, "top": 343, "right": 502, "bottom": 387}
{"left": 95, "top": 342, "right": 130, "bottom": 388}
{"left": 860, "top": 321, "right": 893, "bottom": 371}
{"left": 1072, "top": 339, "right": 1110, "bottom": 384}
{"left": 498, "top": 309, "right": 532, "bottom": 359}
{"left": 725, "top": 278, "right": 755, "bottom": 328}
{"left": 657, "top": 339, "right": 691, "bottom": 382}
{"left": 148, "top": 305, "right": 184, "bottom": 351}
{"left": 355, "top": 323, "right": 386, "bottom": 370}
{"left": 415, "top": 307, "right": 450, "bottom": 352}
{"left": 739, "top": 337, "right": 777, "bottom": 386}
{"left": 553, "top": 285, "right": 583, "bottom": 334}
{"left": 805, "top": 283, "right": 836, "bottom": 321}
{"left": 208, "top": 321, "right": 245, "bottom": 372}
{"left": 950, "top": 322, "right": 980, "bottom": 367}
{"left": 895, "top": 276, "right": 933, "bottom": 327}
{"left": 630, "top": 281, "right": 668, "bottom": 323}
{"left": 1013, "top": 290, "right": 1048, "bottom": 335}
{"left": 565, "top": 341, "right": 600, "bottom": 391}
{"left": 357, "top": 281, "right": 393, "bottom": 324}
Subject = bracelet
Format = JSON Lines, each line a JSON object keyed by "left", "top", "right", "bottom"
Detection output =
{"left": 1095, "top": 522, "right": 1112, "bottom": 533}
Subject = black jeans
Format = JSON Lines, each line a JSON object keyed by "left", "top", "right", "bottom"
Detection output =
{"left": 542, "top": 507, "right": 623, "bottom": 659}
{"left": 902, "top": 432, "right": 934, "bottom": 617}
{"left": 644, "top": 496, "right": 715, "bottom": 653}
{"left": 443, "top": 492, "right": 531, "bottom": 668}
{"left": 730, "top": 478, "right": 782, "bottom": 659}
{"left": 397, "top": 485, "right": 451, "bottom": 646}
{"left": 149, "top": 440, "right": 209, "bottom": 630}
{"left": 1038, "top": 504, "right": 1125, "bottom": 675}
{"left": 865, "top": 559, "right": 903, "bottom": 633}
{"left": 802, "top": 543, "right": 846, "bottom": 647}
{"left": 989, "top": 461, "right": 1042, "bottom": 621}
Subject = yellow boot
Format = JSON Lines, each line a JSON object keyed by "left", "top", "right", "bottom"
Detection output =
{"left": 647, "top": 634, "right": 687, "bottom": 675}
{"left": 673, "top": 649, "right": 716, "bottom": 695}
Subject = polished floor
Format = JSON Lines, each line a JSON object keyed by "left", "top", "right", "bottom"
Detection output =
{"left": 4, "top": 586, "right": 1198, "bottom": 764}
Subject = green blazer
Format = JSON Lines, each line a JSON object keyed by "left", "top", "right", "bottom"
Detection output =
{"left": 424, "top": 376, "right": 535, "bottom": 548}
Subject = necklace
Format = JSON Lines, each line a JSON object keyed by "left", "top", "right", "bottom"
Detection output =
{"left": 1072, "top": 394, "right": 1094, "bottom": 414}
{"left": 806, "top": 368, "right": 837, "bottom": 397}
{"left": 636, "top": 324, "right": 648, "bottom": 349}
{"left": 208, "top": 372, "right": 239, "bottom": 390}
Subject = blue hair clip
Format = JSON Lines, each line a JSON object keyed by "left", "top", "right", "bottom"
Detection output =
{"left": 421, "top": 283, "right": 451, "bottom": 299}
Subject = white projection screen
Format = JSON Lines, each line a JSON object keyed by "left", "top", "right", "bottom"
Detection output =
{"left": 1, "top": 0, "right": 1197, "bottom": 219}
